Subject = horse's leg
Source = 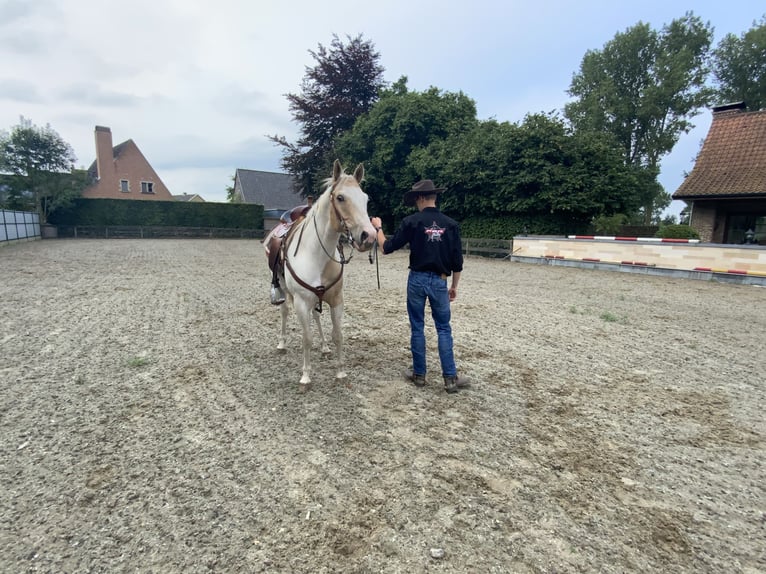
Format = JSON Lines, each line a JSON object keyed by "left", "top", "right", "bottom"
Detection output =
{"left": 277, "top": 293, "right": 290, "bottom": 352}
{"left": 277, "top": 305, "right": 288, "bottom": 351}
{"left": 330, "top": 302, "right": 346, "bottom": 379}
{"left": 294, "top": 298, "right": 314, "bottom": 387}
{"left": 313, "top": 309, "right": 331, "bottom": 355}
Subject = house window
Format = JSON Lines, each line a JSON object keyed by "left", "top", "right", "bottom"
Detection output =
{"left": 756, "top": 216, "right": 766, "bottom": 245}
{"left": 120, "top": 179, "right": 130, "bottom": 193}
{"left": 141, "top": 181, "right": 154, "bottom": 194}
{"left": 726, "top": 214, "right": 766, "bottom": 244}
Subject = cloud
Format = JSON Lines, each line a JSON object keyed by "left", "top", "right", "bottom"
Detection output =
{"left": 58, "top": 83, "right": 144, "bottom": 107}
{"left": 212, "top": 85, "right": 286, "bottom": 121}
{"left": 1, "top": 0, "right": 761, "bottom": 215}
{"left": 0, "top": 0, "right": 42, "bottom": 25}
{"left": 0, "top": 29, "right": 48, "bottom": 55}
{"left": 148, "top": 133, "right": 283, "bottom": 172}
{"left": 0, "top": 0, "right": 62, "bottom": 54}
{"left": 0, "top": 78, "right": 44, "bottom": 103}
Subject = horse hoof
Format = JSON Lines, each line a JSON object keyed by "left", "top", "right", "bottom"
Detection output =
{"left": 277, "top": 347, "right": 287, "bottom": 354}
{"left": 321, "top": 347, "right": 332, "bottom": 356}
{"left": 299, "top": 382, "right": 311, "bottom": 393}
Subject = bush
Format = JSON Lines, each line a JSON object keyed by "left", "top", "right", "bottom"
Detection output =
{"left": 591, "top": 213, "right": 627, "bottom": 235}
{"left": 459, "top": 214, "right": 589, "bottom": 239}
{"left": 655, "top": 224, "right": 699, "bottom": 239}
{"left": 617, "top": 225, "right": 659, "bottom": 237}
{"left": 49, "top": 198, "right": 263, "bottom": 229}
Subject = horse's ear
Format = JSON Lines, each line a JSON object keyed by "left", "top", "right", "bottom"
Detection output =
{"left": 332, "top": 159, "right": 342, "bottom": 181}
{"left": 353, "top": 163, "right": 364, "bottom": 184}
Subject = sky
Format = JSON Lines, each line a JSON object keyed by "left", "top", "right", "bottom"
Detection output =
{"left": 1, "top": 0, "right": 763, "bottom": 216}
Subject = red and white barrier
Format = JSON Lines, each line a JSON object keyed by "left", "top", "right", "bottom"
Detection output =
{"left": 567, "top": 235, "right": 700, "bottom": 243}
{"left": 545, "top": 254, "right": 654, "bottom": 268}
{"left": 542, "top": 253, "right": 766, "bottom": 277}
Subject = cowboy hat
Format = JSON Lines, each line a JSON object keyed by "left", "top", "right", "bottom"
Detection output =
{"left": 403, "top": 179, "right": 446, "bottom": 206}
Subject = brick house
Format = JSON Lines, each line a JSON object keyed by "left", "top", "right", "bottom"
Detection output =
{"left": 82, "top": 126, "right": 173, "bottom": 201}
{"left": 673, "top": 102, "right": 766, "bottom": 244}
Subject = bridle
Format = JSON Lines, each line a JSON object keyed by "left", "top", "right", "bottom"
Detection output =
{"left": 311, "top": 203, "right": 354, "bottom": 265}
{"left": 282, "top": 178, "right": 359, "bottom": 310}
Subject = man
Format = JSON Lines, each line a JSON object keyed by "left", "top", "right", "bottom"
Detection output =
{"left": 370, "top": 180, "right": 470, "bottom": 393}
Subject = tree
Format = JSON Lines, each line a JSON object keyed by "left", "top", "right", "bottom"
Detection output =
{"left": 424, "top": 113, "right": 643, "bottom": 230}
{"left": 269, "top": 34, "right": 386, "bottom": 195}
{"left": 565, "top": 13, "right": 714, "bottom": 223}
{"left": 0, "top": 117, "right": 86, "bottom": 222}
{"left": 334, "top": 78, "right": 478, "bottom": 225}
{"left": 336, "top": 81, "right": 643, "bottom": 235}
{"left": 712, "top": 15, "right": 766, "bottom": 110}
{"left": 225, "top": 175, "right": 238, "bottom": 202}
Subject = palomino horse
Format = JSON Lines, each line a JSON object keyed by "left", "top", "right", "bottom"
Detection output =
{"left": 268, "top": 160, "right": 376, "bottom": 388}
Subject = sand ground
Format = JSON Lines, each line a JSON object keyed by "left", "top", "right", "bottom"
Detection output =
{"left": 1, "top": 239, "right": 764, "bottom": 573}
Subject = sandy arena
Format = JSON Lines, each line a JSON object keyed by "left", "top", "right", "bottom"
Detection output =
{"left": 1, "top": 238, "right": 764, "bottom": 573}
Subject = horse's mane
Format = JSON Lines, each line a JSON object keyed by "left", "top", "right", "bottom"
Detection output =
{"left": 311, "top": 177, "right": 334, "bottom": 211}
{"left": 313, "top": 172, "right": 351, "bottom": 206}
{"left": 321, "top": 175, "right": 334, "bottom": 191}
{"left": 307, "top": 169, "right": 360, "bottom": 219}
{"left": 319, "top": 173, "right": 344, "bottom": 193}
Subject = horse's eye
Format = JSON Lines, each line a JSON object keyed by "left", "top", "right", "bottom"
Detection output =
{"left": 337, "top": 195, "right": 345, "bottom": 202}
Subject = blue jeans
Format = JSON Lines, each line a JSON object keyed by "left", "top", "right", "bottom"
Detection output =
{"left": 406, "top": 271, "right": 456, "bottom": 378}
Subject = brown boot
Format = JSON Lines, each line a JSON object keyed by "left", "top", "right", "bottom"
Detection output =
{"left": 403, "top": 369, "right": 426, "bottom": 387}
{"left": 444, "top": 374, "right": 470, "bottom": 393}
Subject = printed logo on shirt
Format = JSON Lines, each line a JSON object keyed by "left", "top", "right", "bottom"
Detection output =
{"left": 424, "top": 221, "right": 445, "bottom": 242}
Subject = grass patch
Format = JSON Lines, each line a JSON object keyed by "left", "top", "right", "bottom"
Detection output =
{"left": 569, "top": 305, "right": 590, "bottom": 315}
{"left": 600, "top": 311, "right": 627, "bottom": 324}
{"left": 570, "top": 306, "right": 627, "bottom": 323}
{"left": 127, "top": 356, "right": 150, "bottom": 367}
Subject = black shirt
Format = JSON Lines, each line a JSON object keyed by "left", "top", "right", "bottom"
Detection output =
{"left": 383, "top": 207, "right": 464, "bottom": 276}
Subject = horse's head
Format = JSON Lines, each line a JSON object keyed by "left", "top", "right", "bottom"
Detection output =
{"left": 325, "top": 159, "right": 377, "bottom": 252}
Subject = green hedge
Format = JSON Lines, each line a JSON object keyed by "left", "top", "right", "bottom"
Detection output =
{"left": 49, "top": 198, "right": 263, "bottom": 229}
{"left": 459, "top": 214, "right": 589, "bottom": 239}
{"left": 654, "top": 224, "right": 699, "bottom": 239}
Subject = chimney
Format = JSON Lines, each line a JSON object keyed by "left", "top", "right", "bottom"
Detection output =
{"left": 712, "top": 101, "right": 746, "bottom": 115}
{"left": 94, "top": 126, "right": 114, "bottom": 182}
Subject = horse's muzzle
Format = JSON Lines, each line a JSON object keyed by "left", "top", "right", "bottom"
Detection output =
{"left": 354, "top": 224, "right": 377, "bottom": 252}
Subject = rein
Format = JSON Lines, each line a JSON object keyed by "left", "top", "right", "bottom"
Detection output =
{"left": 284, "top": 255, "right": 343, "bottom": 310}
{"left": 312, "top": 214, "right": 353, "bottom": 264}
{"left": 282, "top": 181, "right": 352, "bottom": 311}
{"left": 368, "top": 237, "right": 380, "bottom": 289}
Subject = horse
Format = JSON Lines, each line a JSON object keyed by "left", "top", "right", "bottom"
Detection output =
{"left": 267, "top": 159, "right": 376, "bottom": 388}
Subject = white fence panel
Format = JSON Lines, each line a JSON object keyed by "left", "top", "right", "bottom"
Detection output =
{"left": 25, "top": 211, "right": 40, "bottom": 237}
{"left": 6, "top": 211, "right": 19, "bottom": 240}
{"left": 0, "top": 209, "right": 40, "bottom": 243}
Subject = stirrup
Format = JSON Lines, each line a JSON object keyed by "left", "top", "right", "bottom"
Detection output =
{"left": 270, "top": 285, "right": 286, "bottom": 305}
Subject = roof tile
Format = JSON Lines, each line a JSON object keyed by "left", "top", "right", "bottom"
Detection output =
{"left": 673, "top": 109, "right": 766, "bottom": 199}
{"left": 235, "top": 169, "right": 301, "bottom": 210}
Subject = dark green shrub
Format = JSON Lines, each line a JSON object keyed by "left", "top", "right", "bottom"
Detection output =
{"left": 617, "top": 225, "right": 659, "bottom": 237}
{"left": 591, "top": 214, "right": 627, "bottom": 235}
{"left": 459, "top": 214, "right": 588, "bottom": 239}
{"left": 49, "top": 198, "right": 263, "bottom": 229}
{"left": 655, "top": 224, "right": 699, "bottom": 239}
